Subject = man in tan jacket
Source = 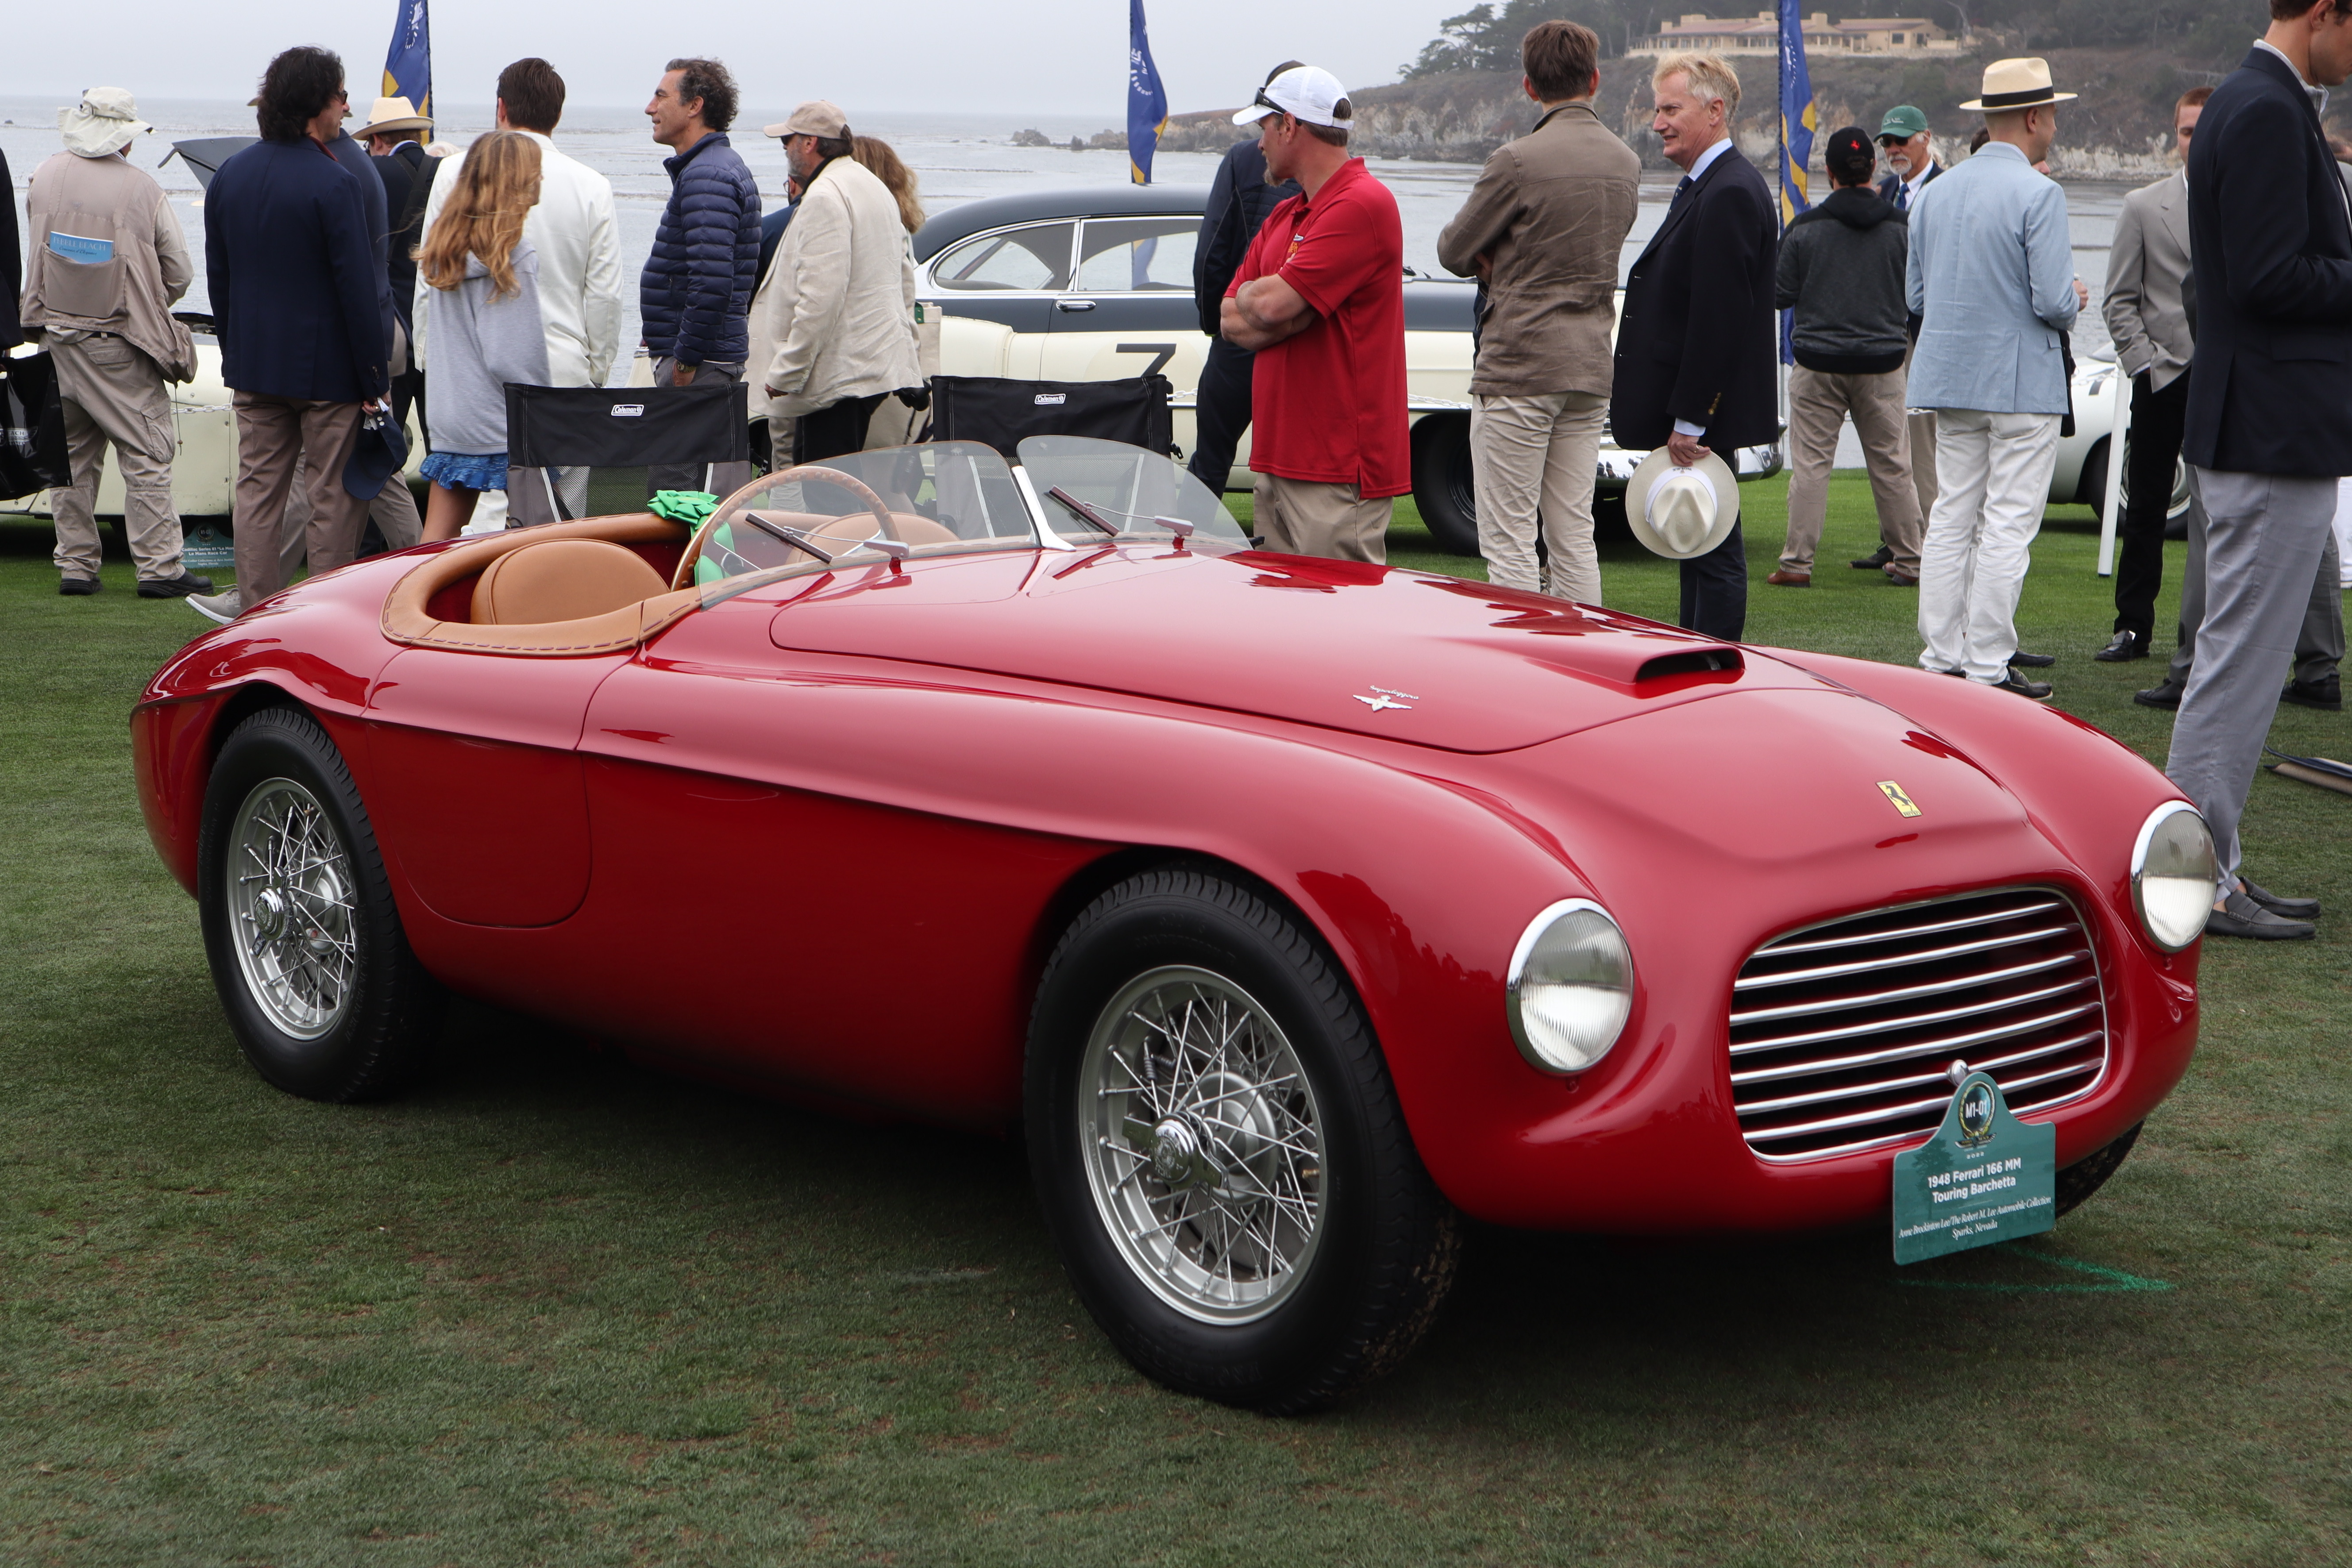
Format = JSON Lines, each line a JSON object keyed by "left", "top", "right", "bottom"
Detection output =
{"left": 1437, "top": 20, "right": 1639, "bottom": 603}
{"left": 19, "top": 88, "right": 209, "bottom": 598}
{"left": 756, "top": 101, "right": 921, "bottom": 465}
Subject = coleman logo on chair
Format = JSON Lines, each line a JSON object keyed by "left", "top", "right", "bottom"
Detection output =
{"left": 1033, "top": 393, "right": 1068, "bottom": 405}
{"left": 610, "top": 405, "right": 645, "bottom": 417}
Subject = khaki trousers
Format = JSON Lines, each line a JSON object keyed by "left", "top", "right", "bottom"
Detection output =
{"left": 231, "top": 393, "right": 366, "bottom": 605}
{"left": 50, "top": 334, "right": 184, "bottom": 583}
{"left": 280, "top": 449, "right": 422, "bottom": 574}
{"left": 1471, "top": 390, "right": 1606, "bottom": 602}
{"left": 1252, "top": 473, "right": 1392, "bottom": 563}
{"left": 1780, "top": 364, "right": 1924, "bottom": 575}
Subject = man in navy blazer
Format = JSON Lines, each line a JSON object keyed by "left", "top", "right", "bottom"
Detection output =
{"left": 2167, "top": 0, "right": 2352, "bottom": 940}
{"left": 193, "top": 46, "right": 390, "bottom": 623}
{"left": 1610, "top": 52, "right": 1778, "bottom": 642}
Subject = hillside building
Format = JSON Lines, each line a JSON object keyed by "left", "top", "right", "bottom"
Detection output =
{"left": 1632, "top": 13, "right": 1963, "bottom": 57}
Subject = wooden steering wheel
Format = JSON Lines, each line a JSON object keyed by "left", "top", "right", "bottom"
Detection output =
{"left": 672, "top": 464, "right": 902, "bottom": 590}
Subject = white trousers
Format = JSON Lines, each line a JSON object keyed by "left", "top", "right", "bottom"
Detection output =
{"left": 1471, "top": 390, "right": 1606, "bottom": 603}
{"left": 1917, "top": 408, "right": 2061, "bottom": 682}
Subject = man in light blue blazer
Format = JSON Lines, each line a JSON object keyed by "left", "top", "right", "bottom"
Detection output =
{"left": 1905, "top": 58, "right": 2085, "bottom": 699}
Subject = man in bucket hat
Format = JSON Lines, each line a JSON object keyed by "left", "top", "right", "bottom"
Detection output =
{"left": 18, "top": 87, "right": 210, "bottom": 598}
{"left": 1904, "top": 57, "right": 2084, "bottom": 700}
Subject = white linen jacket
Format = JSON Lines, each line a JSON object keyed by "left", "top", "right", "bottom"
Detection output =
{"left": 413, "top": 130, "right": 623, "bottom": 389}
{"left": 753, "top": 155, "right": 920, "bottom": 420}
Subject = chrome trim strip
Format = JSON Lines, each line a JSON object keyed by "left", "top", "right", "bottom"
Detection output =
{"left": 1732, "top": 922, "right": 2080, "bottom": 990}
{"left": 1752, "top": 897, "right": 2066, "bottom": 958}
{"left": 1728, "top": 1005, "right": 2101, "bottom": 1085}
{"left": 1729, "top": 949, "right": 2090, "bottom": 1025}
{"left": 1727, "top": 975, "right": 2095, "bottom": 1056}
{"left": 1732, "top": 1031, "right": 2101, "bottom": 1113}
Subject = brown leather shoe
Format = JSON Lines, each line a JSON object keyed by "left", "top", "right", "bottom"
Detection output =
{"left": 1765, "top": 569, "right": 1811, "bottom": 587}
{"left": 1883, "top": 566, "right": 1920, "bottom": 586}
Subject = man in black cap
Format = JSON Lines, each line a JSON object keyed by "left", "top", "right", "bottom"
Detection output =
{"left": 1770, "top": 126, "right": 1923, "bottom": 589}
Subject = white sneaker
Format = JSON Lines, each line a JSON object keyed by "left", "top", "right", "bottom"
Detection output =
{"left": 187, "top": 589, "right": 242, "bottom": 625}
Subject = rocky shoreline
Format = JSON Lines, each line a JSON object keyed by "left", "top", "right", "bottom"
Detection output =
{"left": 1154, "top": 43, "right": 2216, "bottom": 180}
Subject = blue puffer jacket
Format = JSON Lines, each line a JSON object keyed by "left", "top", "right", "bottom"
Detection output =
{"left": 640, "top": 132, "right": 760, "bottom": 366}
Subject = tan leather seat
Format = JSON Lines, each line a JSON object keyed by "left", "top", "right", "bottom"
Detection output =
{"left": 471, "top": 538, "right": 669, "bottom": 626}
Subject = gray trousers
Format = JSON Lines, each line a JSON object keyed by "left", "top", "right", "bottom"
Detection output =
{"left": 281, "top": 449, "right": 422, "bottom": 575}
{"left": 648, "top": 357, "right": 752, "bottom": 500}
{"left": 2167, "top": 468, "right": 2340, "bottom": 883}
{"left": 2166, "top": 474, "right": 2342, "bottom": 688}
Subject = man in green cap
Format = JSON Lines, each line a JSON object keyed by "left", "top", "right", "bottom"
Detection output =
{"left": 1856, "top": 103, "right": 1943, "bottom": 572}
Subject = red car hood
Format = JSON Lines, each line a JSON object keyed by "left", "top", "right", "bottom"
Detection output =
{"left": 763, "top": 547, "right": 1835, "bottom": 753}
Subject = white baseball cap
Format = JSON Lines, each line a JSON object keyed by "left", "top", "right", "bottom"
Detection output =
{"left": 1233, "top": 65, "right": 1352, "bottom": 130}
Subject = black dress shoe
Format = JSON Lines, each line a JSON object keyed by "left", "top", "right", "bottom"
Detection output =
{"left": 137, "top": 572, "right": 215, "bottom": 599}
{"left": 2241, "top": 879, "right": 2321, "bottom": 919}
{"left": 58, "top": 576, "right": 99, "bottom": 596}
{"left": 2205, "top": 890, "right": 2315, "bottom": 940}
{"left": 1985, "top": 667, "right": 2055, "bottom": 701}
{"left": 2094, "top": 631, "right": 2148, "bottom": 663}
{"left": 2011, "top": 651, "right": 2056, "bottom": 668}
{"left": 2134, "top": 679, "right": 2184, "bottom": 709}
{"left": 1851, "top": 544, "right": 1893, "bottom": 570}
{"left": 2283, "top": 674, "right": 2343, "bottom": 712}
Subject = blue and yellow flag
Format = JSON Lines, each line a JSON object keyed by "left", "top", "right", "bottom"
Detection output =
{"left": 1777, "top": 0, "right": 1814, "bottom": 362}
{"left": 382, "top": 0, "right": 432, "bottom": 120}
{"left": 1127, "top": 0, "right": 1168, "bottom": 185}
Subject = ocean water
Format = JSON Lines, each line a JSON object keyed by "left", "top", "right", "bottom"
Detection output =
{"left": 3, "top": 95, "right": 2135, "bottom": 378}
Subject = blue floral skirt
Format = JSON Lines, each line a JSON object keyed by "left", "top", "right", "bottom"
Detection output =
{"left": 421, "top": 451, "right": 509, "bottom": 492}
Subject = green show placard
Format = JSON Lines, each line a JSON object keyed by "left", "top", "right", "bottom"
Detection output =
{"left": 1893, "top": 1072, "right": 2058, "bottom": 1264}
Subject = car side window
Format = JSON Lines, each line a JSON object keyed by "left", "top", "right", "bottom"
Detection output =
{"left": 931, "top": 222, "right": 1076, "bottom": 292}
{"left": 1075, "top": 218, "right": 1200, "bottom": 293}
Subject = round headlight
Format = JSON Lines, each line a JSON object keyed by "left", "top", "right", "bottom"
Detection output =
{"left": 2131, "top": 800, "right": 2217, "bottom": 951}
{"left": 1507, "top": 900, "right": 1634, "bottom": 1074}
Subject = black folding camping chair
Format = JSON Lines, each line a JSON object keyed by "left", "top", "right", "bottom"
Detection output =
{"left": 925, "top": 372, "right": 1174, "bottom": 461}
{"left": 503, "top": 381, "right": 750, "bottom": 524}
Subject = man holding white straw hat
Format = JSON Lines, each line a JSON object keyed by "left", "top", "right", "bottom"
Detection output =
{"left": 1222, "top": 65, "right": 1410, "bottom": 562}
{"left": 2164, "top": 0, "right": 2352, "bottom": 940}
{"left": 1624, "top": 447, "right": 1740, "bottom": 591}
{"left": 18, "top": 87, "right": 210, "bottom": 598}
{"left": 1904, "top": 56, "right": 2083, "bottom": 701}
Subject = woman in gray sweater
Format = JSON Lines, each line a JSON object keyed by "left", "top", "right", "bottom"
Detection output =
{"left": 416, "top": 131, "right": 551, "bottom": 540}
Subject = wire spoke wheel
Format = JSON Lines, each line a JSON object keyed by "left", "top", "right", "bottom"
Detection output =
{"left": 225, "top": 778, "right": 359, "bottom": 1040}
{"left": 1080, "top": 965, "right": 1324, "bottom": 1323}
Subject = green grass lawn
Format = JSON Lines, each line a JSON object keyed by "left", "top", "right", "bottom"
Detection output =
{"left": 3, "top": 478, "right": 2348, "bottom": 1565}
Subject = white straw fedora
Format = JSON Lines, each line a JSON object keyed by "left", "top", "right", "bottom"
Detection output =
{"left": 355, "top": 96, "right": 432, "bottom": 139}
{"left": 1958, "top": 58, "right": 2077, "bottom": 114}
{"left": 1624, "top": 448, "right": 1740, "bottom": 561}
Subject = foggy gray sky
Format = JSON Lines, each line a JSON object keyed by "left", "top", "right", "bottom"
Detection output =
{"left": 8, "top": 0, "right": 1453, "bottom": 119}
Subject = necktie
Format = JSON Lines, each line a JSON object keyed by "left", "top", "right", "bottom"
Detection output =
{"left": 1674, "top": 175, "right": 1693, "bottom": 200}
{"left": 1896, "top": 181, "right": 1910, "bottom": 211}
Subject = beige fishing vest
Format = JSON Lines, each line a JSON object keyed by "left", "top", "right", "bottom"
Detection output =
{"left": 22, "top": 152, "right": 196, "bottom": 381}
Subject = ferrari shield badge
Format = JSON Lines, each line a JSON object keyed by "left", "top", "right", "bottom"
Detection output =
{"left": 1892, "top": 1071, "right": 2058, "bottom": 1263}
{"left": 1877, "top": 780, "right": 1922, "bottom": 817}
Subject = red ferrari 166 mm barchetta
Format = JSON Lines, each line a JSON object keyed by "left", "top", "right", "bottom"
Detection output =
{"left": 134, "top": 437, "right": 2214, "bottom": 1412}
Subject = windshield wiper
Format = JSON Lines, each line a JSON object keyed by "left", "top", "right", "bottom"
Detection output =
{"left": 1046, "top": 486, "right": 1123, "bottom": 537}
{"left": 738, "top": 510, "right": 837, "bottom": 564}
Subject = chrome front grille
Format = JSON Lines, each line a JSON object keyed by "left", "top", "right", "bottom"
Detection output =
{"left": 1730, "top": 888, "right": 2107, "bottom": 1161}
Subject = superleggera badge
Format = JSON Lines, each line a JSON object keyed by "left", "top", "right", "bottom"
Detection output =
{"left": 1353, "top": 686, "right": 1418, "bottom": 712}
{"left": 1878, "top": 780, "right": 1922, "bottom": 817}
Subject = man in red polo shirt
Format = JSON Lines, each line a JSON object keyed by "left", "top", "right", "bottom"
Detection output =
{"left": 1221, "top": 65, "right": 1409, "bottom": 562}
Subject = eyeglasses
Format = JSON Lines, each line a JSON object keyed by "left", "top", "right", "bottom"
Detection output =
{"left": 1251, "top": 88, "right": 1288, "bottom": 119}
{"left": 1877, "top": 134, "right": 1912, "bottom": 147}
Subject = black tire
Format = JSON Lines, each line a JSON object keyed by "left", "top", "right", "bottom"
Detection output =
{"left": 2054, "top": 1120, "right": 2142, "bottom": 1217}
{"left": 197, "top": 705, "right": 440, "bottom": 1102}
{"left": 1025, "top": 863, "right": 1460, "bottom": 1414}
{"left": 1409, "top": 413, "right": 1480, "bottom": 556}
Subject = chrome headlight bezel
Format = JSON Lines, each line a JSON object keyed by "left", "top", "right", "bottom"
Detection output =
{"left": 1505, "top": 898, "right": 1635, "bottom": 1075}
{"left": 2130, "top": 800, "right": 2217, "bottom": 952}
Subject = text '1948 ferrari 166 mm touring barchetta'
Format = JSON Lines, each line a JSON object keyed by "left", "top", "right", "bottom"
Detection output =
{"left": 134, "top": 436, "right": 2215, "bottom": 1412}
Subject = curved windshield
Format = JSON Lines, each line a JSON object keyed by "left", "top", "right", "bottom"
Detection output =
{"left": 693, "top": 442, "right": 1036, "bottom": 585}
{"left": 1017, "top": 435, "right": 1249, "bottom": 547}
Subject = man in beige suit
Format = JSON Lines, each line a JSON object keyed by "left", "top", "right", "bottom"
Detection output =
{"left": 1437, "top": 19, "right": 1639, "bottom": 603}
{"left": 2098, "top": 86, "right": 2207, "bottom": 664}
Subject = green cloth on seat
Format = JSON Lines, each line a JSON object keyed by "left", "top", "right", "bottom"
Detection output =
{"left": 649, "top": 489, "right": 720, "bottom": 525}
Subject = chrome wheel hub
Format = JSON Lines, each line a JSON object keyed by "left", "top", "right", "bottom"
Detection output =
{"left": 1079, "top": 967, "right": 1324, "bottom": 1324}
{"left": 225, "top": 778, "right": 358, "bottom": 1040}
